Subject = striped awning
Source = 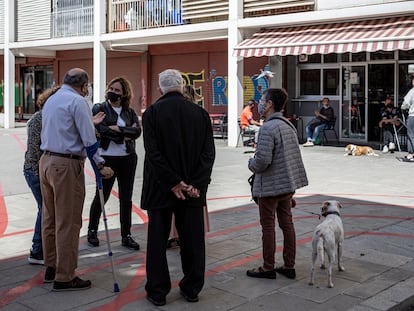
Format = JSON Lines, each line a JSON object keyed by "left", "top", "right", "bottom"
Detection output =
{"left": 234, "top": 16, "right": 414, "bottom": 57}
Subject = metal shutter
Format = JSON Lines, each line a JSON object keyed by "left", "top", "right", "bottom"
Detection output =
{"left": 17, "top": 0, "right": 51, "bottom": 41}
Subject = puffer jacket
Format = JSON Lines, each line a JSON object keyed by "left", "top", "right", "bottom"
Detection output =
{"left": 248, "top": 112, "right": 308, "bottom": 198}
{"left": 402, "top": 88, "right": 414, "bottom": 116}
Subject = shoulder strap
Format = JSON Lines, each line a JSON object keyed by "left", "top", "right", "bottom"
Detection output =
{"left": 274, "top": 116, "right": 296, "bottom": 132}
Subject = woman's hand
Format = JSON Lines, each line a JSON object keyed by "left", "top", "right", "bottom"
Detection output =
{"left": 109, "top": 125, "right": 121, "bottom": 132}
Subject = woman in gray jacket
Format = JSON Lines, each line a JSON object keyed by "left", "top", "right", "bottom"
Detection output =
{"left": 246, "top": 88, "right": 308, "bottom": 280}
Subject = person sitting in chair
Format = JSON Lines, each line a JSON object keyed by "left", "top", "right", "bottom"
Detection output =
{"left": 379, "top": 99, "right": 400, "bottom": 153}
{"left": 240, "top": 99, "right": 262, "bottom": 146}
{"left": 303, "top": 97, "right": 334, "bottom": 147}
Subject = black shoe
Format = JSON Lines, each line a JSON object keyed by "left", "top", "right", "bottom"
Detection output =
{"left": 275, "top": 266, "right": 296, "bottom": 279}
{"left": 52, "top": 276, "right": 91, "bottom": 291}
{"left": 146, "top": 295, "right": 166, "bottom": 306}
{"left": 44, "top": 266, "right": 55, "bottom": 283}
{"left": 180, "top": 290, "right": 199, "bottom": 302}
{"left": 122, "top": 235, "right": 140, "bottom": 250}
{"left": 87, "top": 230, "right": 99, "bottom": 247}
{"left": 167, "top": 238, "right": 180, "bottom": 249}
{"left": 28, "top": 250, "right": 44, "bottom": 265}
{"left": 246, "top": 267, "right": 276, "bottom": 279}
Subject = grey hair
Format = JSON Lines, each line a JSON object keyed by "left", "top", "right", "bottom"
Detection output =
{"left": 159, "top": 69, "right": 183, "bottom": 94}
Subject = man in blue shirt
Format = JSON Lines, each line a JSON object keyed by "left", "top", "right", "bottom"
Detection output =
{"left": 39, "top": 68, "right": 113, "bottom": 291}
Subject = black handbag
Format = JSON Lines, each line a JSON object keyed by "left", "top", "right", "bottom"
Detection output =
{"left": 248, "top": 174, "right": 258, "bottom": 204}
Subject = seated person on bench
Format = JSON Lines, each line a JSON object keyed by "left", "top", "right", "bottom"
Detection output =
{"left": 240, "top": 99, "right": 262, "bottom": 146}
{"left": 379, "top": 99, "right": 400, "bottom": 153}
{"left": 303, "top": 97, "right": 334, "bottom": 147}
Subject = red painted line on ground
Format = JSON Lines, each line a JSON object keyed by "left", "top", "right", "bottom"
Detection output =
{"left": 346, "top": 231, "right": 414, "bottom": 239}
{"left": 11, "top": 133, "right": 27, "bottom": 152}
{"left": 88, "top": 254, "right": 147, "bottom": 311}
{"left": 0, "top": 183, "right": 8, "bottom": 237}
{"left": 0, "top": 271, "right": 43, "bottom": 308}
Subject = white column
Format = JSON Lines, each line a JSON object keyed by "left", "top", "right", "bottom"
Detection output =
{"left": 93, "top": 0, "right": 106, "bottom": 104}
{"left": 227, "top": 0, "right": 244, "bottom": 147}
{"left": 3, "top": 0, "right": 15, "bottom": 128}
{"left": 269, "top": 56, "right": 283, "bottom": 88}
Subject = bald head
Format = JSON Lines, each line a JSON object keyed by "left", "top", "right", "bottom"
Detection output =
{"left": 63, "top": 68, "right": 89, "bottom": 89}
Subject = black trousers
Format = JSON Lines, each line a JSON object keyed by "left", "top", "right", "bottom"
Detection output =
{"left": 145, "top": 204, "right": 205, "bottom": 300}
{"left": 88, "top": 153, "right": 137, "bottom": 238}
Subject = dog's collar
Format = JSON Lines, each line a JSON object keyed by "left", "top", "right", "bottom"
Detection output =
{"left": 322, "top": 211, "right": 340, "bottom": 217}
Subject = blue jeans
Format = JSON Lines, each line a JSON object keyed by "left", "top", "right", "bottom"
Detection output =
{"left": 23, "top": 168, "right": 42, "bottom": 254}
{"left": 306, "top": 123, "right": 328, "bottom": 142}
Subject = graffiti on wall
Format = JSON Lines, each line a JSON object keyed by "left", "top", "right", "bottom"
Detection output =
{"left": 181, "top": 67, "right": 270, "bottom": 108}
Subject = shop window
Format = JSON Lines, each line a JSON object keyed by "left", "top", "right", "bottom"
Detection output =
{"left": 352, "top": 52, "right": 366, "bottom": 62}
{"left": 371, "top": 51, "right": 394, "bottom": 60}
{"left": 341, "top": 53, "right": 350, "bottom": 62}
{"left": 323, "top": 53, "right": 338, "bottom": 63}
{"left": 300, "top": 69, "right": 321, "bottom": 95}
{"left": 399, "top": 64, "right": 414, "bottom": 103}
{"left": 298, "top": 54, "right": 321, "bottom": 63}
{"left": 399, "top": 50, "right": 414, "bottom": 60}
{"left": 323, "top": 69, "right": 339, "bottom": 95}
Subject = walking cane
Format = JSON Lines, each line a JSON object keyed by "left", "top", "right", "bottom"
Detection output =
{"left": 92, "top": 162, "right": 120, "bottom": 293}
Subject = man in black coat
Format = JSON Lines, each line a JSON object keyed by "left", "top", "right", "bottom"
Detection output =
{"left": 141, "top": 69, "right": 215, "bottom": 306}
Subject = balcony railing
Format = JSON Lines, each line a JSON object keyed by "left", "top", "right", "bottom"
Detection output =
{"left": 110, "top": 0, "right": 183, "bottom": 32}
{"left": 49, "top": 0, "right": 315, "bottom": 36}
{"left": 51, "top": 0, "right": 94, "bottom": 38}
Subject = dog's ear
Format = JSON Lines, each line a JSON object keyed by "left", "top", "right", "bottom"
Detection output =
{"left": 321, "top": 201, "right": 328, "bottom": 213}
{"left": 337, "top": 201, "right": 343, "bottom": 209}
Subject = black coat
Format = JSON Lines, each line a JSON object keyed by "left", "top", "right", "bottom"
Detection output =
{"left": 141, "top": 91, "right": 215, "bottom": 210}
{"left": 92, "top": 100, "right": 141, "bottom": 154}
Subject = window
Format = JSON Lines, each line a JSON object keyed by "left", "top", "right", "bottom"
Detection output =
{"left": 399, "top": 50, "right": 414, "bottom": 60}
{"left": 323, "top": 53, "right": 337, "bottom": 63}
{"left": 323, "top": 69, "right": 339, "bottom": 95}
{"left": 341, "top": 53, "right": 350, "bottom": 62}
{"left": 371, "top": 51, "right": 394, "bottom": 60}
{"left": 352, "top": 52, "right": 366, "bottom": 62}
{"left": 300, "top": 69, "right": 320, "bottom": 95}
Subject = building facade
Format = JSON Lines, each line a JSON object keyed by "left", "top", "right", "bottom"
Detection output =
{"left": 0, "top": 0, "right": 413, "bottom": 147}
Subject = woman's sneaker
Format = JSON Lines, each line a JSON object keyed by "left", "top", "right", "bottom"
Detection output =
{"left": 28, "top": 250, "right": 44, "bottom": 265}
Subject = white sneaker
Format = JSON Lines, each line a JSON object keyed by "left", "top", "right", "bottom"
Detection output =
{"left": 303, "top": 141, "right": 314, "bottom": 147}
{"left": 389, "top": 142, "right": 396, "bottom": 151}
{"left": 382, "top": 145, "right": 389, "bottom": 153}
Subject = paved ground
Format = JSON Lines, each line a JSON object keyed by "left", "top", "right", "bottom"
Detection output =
{"left": 0, "top": 124, "right": 413, "bottom": 310}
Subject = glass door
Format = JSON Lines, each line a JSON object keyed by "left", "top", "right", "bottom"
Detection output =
{"left": 367, "top": 63, "right": 395, "bottom": 142}
{"left": 341, "top": 65, "right": 367, "bottom": 141}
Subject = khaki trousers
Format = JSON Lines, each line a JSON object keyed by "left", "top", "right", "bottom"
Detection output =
{"left": 39, "top": 153, "right": 85, "bottom": 282}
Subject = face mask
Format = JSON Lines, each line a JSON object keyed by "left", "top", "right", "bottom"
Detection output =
{"left": 107, "top": 91, "right": 121, "bottom": 103}
{"left": 258, "top": 102, "right": 265, "bottom": 115}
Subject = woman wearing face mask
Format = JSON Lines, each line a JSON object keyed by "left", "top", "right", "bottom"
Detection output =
{"left": 87, "top": 77, "right": 142, "bottom": 250}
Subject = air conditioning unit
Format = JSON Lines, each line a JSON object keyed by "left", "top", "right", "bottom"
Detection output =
{"left": 298, "top": 54, "right": 308, "bottom": 62}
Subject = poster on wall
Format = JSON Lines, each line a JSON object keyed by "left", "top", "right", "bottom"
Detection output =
{"left": 24, "top": 73, "right": 35, "bottom": 114}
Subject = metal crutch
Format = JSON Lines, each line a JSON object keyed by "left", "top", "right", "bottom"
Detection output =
{"left": 92, "top": 163, "right": 120, "bottom": 293}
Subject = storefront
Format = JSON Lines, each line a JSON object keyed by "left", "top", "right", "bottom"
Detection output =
{"left": 234, "top": 15, "right": 414, "bottom": 144}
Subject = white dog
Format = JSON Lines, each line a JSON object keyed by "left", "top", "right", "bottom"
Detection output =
{"left": 309, "top": 200, "right": 345, "bottom": 288}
